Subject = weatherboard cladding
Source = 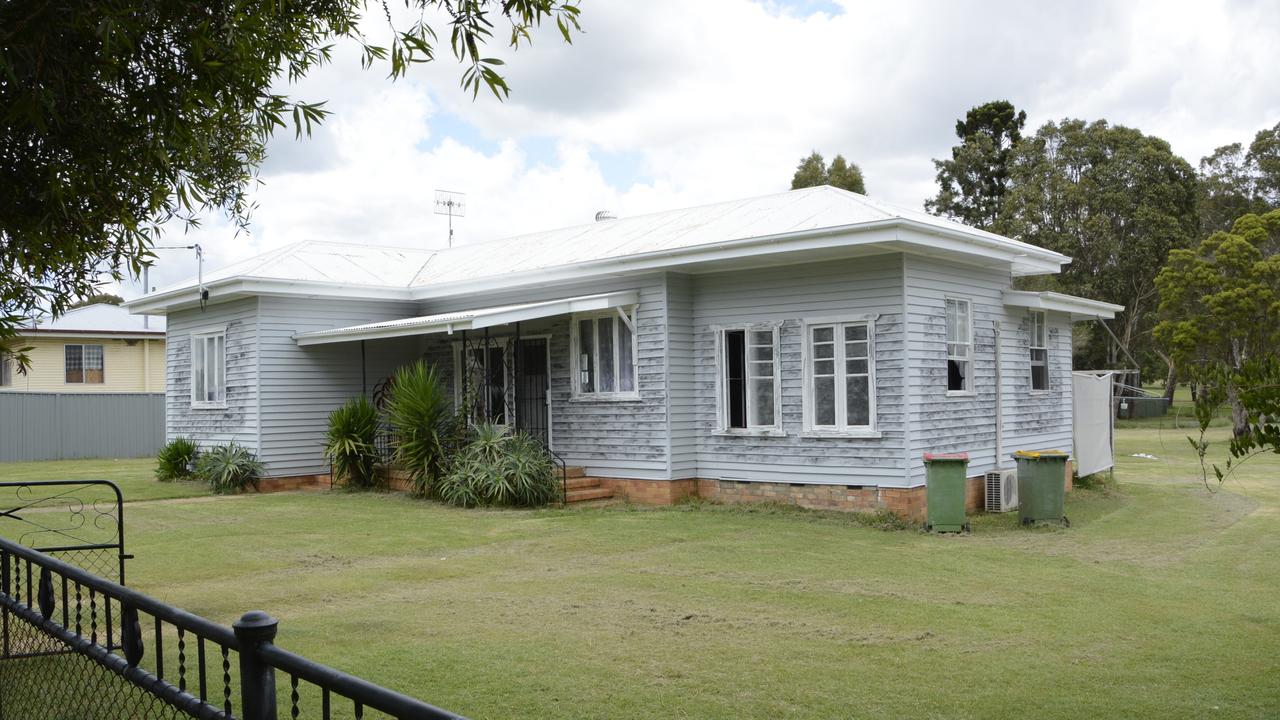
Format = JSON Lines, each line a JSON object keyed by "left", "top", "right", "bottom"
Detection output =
{"left": 1001, "top": 309, "right": 1073, "bottom": 459}
{"left": 256, "top": 297, "right": 423, "bottom": 477}
{"left": 162, "top": 251, "right": 1077, "bottom": 485}
{"left": 165, "top": 297, "right": 259, "bottom": 450}
{"left": 666, "top": 273, "right": 697, "bottom": 479}
{"left": 688, "top": 255, "right": 908, "bottom": 485}
{"left": 418, "top": 275, "right": 671, "bottom": 480}
{"left": 901, "top": 255, "right": 1074, "bottom": 484}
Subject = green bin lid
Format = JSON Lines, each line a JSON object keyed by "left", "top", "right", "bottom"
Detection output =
{"left": 1012, "top": 449, "right": 1069, "bottom": 459}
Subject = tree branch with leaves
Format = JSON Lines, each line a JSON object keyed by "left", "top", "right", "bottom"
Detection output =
{"left": 0, "top": 0, "right": 582, "bottom": 370}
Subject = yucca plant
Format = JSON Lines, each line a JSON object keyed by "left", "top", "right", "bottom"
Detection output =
{"left": 324, "top": 396, "right": 382, "bottom": 488}
{"left": 155, "top": 437, "right": 199, "bottom": 481}
{"left": 195, "top": 442, "right": 265, "bottom": 494}
{"left": 437, "top": 424, "right": 558, "bottom": 507}
{"left": 383, "top": 361, "right": 455, "bottom": 496}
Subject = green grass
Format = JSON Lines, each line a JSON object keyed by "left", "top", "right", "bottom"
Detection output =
{"left": 6, "top": 432, "right": 1279, "bottom": 718}
{"left": 0, "top": 457, "right": 209, "bottom": 501}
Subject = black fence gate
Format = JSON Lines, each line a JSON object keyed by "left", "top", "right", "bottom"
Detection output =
{"left": 0, "top": 482, "right": 469, "bottom": 720}
{"left": 0, "top": 479, "right": 129, "bottom": 585}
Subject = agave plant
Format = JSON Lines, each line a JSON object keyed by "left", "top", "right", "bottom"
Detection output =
{"left": 383, "top": 361, "right": 455, "bottom": 496}
{"left": 155, "top": 437, "right": 198, "bottom": 481}
{"left": 194, "top": 442, "right": 265, "bottom": 494}
{"left": 324, "top": 395, "right": 382, "bottom": 488}
{"left": 437, "top": 424, "right": 558, "bottom": 508}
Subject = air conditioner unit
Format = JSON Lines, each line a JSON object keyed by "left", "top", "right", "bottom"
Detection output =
{"left": 985, "top": 470, "right": 1018, "bottom": 512}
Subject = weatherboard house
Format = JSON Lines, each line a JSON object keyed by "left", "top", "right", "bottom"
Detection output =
{"left": 126, "top": 186, "right": 1120, "bottom": 516}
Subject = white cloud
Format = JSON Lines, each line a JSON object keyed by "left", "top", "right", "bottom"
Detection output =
{"left": 119, "top": 0, "right": 1280, "bottom": 297}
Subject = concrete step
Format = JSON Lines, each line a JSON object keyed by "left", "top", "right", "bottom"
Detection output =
{"left": 565, "top": 486, "right": 615, "bottom": 503}
{"left": 565, "top": 476, "right": 602, "bottom": 491}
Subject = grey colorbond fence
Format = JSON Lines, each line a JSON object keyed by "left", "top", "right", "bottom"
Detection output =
{"left": 0, "top": 393, "right": 165, "bottom": 462}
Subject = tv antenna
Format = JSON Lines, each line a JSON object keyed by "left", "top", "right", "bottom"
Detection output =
{"left": 433, "top": 190, "right": 466, "bottom": 248}
{"left": 150, "top": 243, "right": 206, "bottom": 310}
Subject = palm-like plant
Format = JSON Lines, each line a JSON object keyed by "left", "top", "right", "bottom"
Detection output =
{"left": 437, "top": 424, "right": 558, "bottom": 507}
{"left": 194, "top": 442, "right": 265, "bottom": 494}
{"left": 324, "top": 396, "right": 382, "bottom": 488}
{"left": 383, "top": 361, "right": 455, "bottom": 496}
{"left": 155, "top": 436, "right": 198, "bottom": 481}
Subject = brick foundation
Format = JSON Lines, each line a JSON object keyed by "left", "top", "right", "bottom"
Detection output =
{"left": 252, "top": 474, "right": 330, "bottom": 493}
{"left": 598, "top": 477, "right": 698, "bottom": 505}
{"left": 258, "top": 459, "right": 1076, "bottom": 522}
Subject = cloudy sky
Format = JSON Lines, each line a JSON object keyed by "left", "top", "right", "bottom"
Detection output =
{"left": 121, "top": 0, "right": 1280, "bottom": 296}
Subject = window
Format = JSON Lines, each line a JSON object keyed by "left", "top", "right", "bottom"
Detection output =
{"left": 190, "top": 331, "right": 226, "bottom": 406}
{"left": 572, "top": 308, "right": 638, "bottom": 398}
{"left": 65, "top": 344, "right": 104, "bottom": 384}
{"left": 805, "top": 320, "right": 875, "bottom": 431}
{"left": 0, "top": 356, "right": 11, "bottom": 386}
{"left": 1030, "top": 310, "right": 1049, "bottom": 391}
{"left": 945, "top": 298, "right": 972, "bottom": 393}
{"left": 718, "top": 326, "right": 779, "bottom": 431}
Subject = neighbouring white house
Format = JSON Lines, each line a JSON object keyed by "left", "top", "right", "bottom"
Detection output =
{"left": 124, "top": 186, "right": 1121, "bottom": 517}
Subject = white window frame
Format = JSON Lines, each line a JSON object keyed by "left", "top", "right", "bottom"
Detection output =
{"left": 945, "top": 297, "right": 975, "bottom": 396}
{"left": 452, "top": 337, "right": 512, "bottom": 427}
{"left": 801, "top": 315, "right": 878, "bottom": 437}
{"left": 714, "top": 323, "right": 783, "bottom": 436}
{"left": 570, "top": 306, "right": 640, "bottom": 401}
{"left": 64, "top": 343, "right": 105, "bottom": 385}
{"left": 190, "top": 328, "right": 227, "bottom": 409}
{"left": 0, "top": 356, "right": 12, "bottom": 387}
{"left": 1029, "top": 310, "right": 1049, "bottom": 392}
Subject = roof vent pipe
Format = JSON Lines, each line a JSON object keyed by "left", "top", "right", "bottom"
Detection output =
{"left": 594, "top": 210, "right": 616, "bottom": 222}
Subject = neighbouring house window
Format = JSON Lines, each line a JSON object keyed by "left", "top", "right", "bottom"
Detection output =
{"left": 190, "top": 331, "right": 226, "bottom": 406}
{"left": 65, "top": 344, "right": 105, "bottom": 384}
{"left": 0, "top": 356, "right": 11, "bottom": 386}
{"left": 945, "top": 298, "right": 972, "bottom": 393}
{"left": 1030, "top": 310, "right": 1049, "bottom": 391}
{"left": 572, "top": 308, "right": 638, "bottom": 398}
{"left": 718, "top": 326, "right": 780, "bottom": 431}
{"left": 805, "top": 320, "right": 874, "bottom": 431}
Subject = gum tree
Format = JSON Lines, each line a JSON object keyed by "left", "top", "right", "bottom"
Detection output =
{"left": 1155, "top": 209, "right": 1280, "bottom": 439}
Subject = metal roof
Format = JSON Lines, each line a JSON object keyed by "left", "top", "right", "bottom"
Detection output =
{"left": 130, "top": 186, "right": 1071, "bottom": 313}
{"left": 293, "top": 291, "right": 639, "bottom": 346}
{"left": 32, "top": 304, "right": 166, "bottom": 335}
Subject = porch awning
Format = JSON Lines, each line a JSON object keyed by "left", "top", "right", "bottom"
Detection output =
{"left": 1002, "top": 291, "right": 1123, "bottom": 321}
{"left": 293, "top": 290, "right": 639, "bottom": 346}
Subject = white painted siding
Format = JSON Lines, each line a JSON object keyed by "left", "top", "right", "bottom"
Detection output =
{"left": 690, "top": 255, "right": 908, "bottom": 484}
{"left": 257, "top": 297, "right": 422, "bottom": 477}
{"left": 999, "top": 309, "right": 1074, "bottom": 461}
{"left": 165, "top": 298, "right": 260, "bottom": 451}
{"left": 666, "top": 273, "right": 697, "bottom": 478}
{"left": 903, "top": 256, "right": 1075, "bottom": 484}
{"left": 419, "top": 275, "right": 671, "bottom": 479}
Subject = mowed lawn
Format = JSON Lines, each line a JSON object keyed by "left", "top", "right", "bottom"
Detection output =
{"left": 3, "top": 425, "right": 1279, "bottom": 719}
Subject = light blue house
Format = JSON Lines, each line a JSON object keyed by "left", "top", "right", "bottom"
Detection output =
{"left": 126, "top": 186, "right": 1120, "bottom": 514}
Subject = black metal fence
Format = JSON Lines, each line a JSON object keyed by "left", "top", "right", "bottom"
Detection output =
{"left": 0, "top": 538, "right": 469, "bottom": 720}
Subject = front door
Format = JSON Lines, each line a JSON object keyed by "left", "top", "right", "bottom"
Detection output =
{"left": 515, "top": 337, "right": 551, "bottom": 447}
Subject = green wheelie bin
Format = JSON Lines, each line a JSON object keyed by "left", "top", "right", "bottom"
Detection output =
{"left": 1013, "top": 450, "right": 1070, "bottom": 526}
{"left": 923, "top": 452, "right": 969, "bottom": 533}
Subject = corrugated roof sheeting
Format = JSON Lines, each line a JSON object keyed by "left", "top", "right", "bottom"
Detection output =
{"left": 146, "top": 186, "right": 1067, "bottom": 300}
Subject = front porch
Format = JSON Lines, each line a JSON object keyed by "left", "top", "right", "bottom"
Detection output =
{"left": 292, "top": 289, "right": 666, "bottom": 485}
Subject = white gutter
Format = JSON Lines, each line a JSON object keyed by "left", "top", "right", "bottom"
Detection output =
{"left": 1003, "top": 291, "right": 1124, "bottom": 320}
